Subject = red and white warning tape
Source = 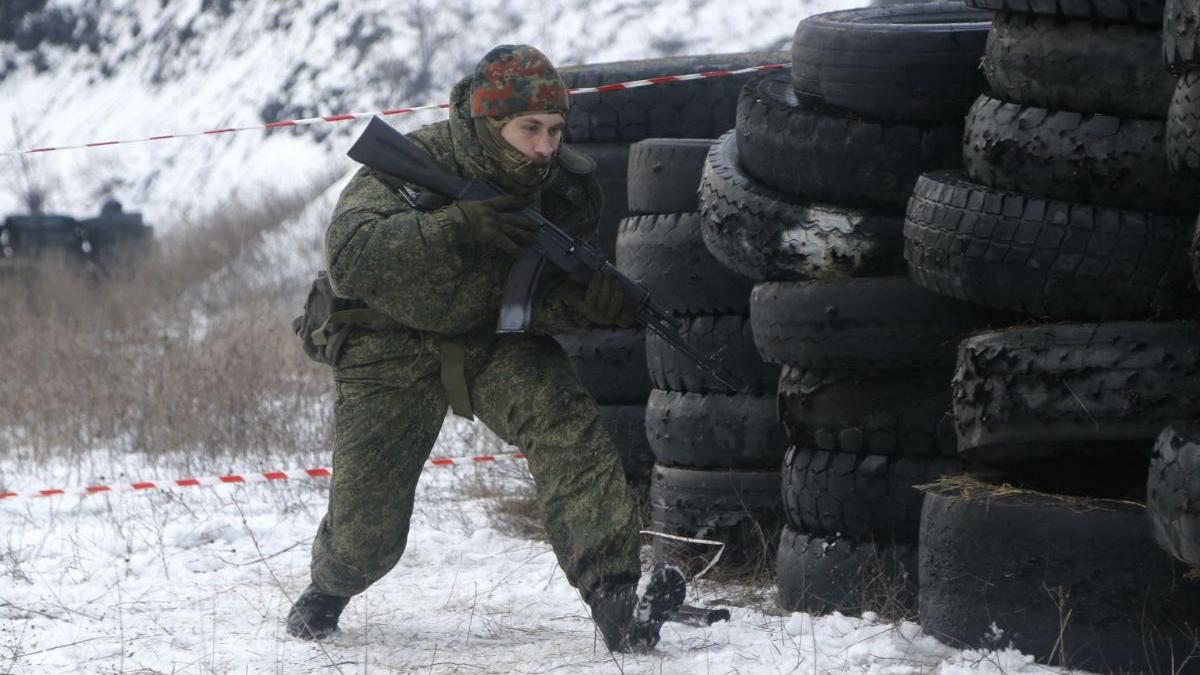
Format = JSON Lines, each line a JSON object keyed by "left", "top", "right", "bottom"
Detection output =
{"left": 0, "top": 451, "right": 527, "bottom": 502}
{"left": 1, "top": 63, "right": 788, "bottom": 157}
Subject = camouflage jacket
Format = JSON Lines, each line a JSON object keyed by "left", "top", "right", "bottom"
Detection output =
{"left": 324, "top": 76, "right": 604, "bottom": 338}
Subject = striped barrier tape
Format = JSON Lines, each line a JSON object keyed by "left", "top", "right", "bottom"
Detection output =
{"left": 1, "top": 63, "right": 789, "bottom": 157}
{"left": 0, "top": 451, "right": 527, "bottom": 502}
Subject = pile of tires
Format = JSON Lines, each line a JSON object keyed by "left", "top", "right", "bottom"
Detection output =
{"left": 695, "top": 2, "right": 995, "bottom": 610}
{"left": 560, "top": 51, "right": 786, "bottom": 259}
{"left": 556, "top": 52, "right": 783, "bottom": 500}
{"left": 615, "top": 138, "right": 786, "bottom": 574}
{"left": 1149, "top": 0, "right": 1200, "bottom": 582}
{"left": 902, "top": 1, "right": 1200, "bottom": 670}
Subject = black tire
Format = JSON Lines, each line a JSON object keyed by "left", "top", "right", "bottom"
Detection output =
{"left": 649, "top": 465, "right": 783, "bottom": 573}
{"left": 920, "top": 481, "right": 1200, "bottom": 673}
{"left": 1165, "top": 0, "right": 1200, "bottom": 71}
{"left": 777, "top": 366, "right": 959, "bottom": 459}
{"left": 782, "top": 446, "right": 962, "bottom": 541}
{"left": 555, "top": 328, "right": 650, "bottom": 405}
{"left": 963, "top": 0, "right": 1164, "bottom": 25}
{"left": 626, "top": 139, "right": 714, "bottom": 214}
{"left": 776, "top": 527, "right": 918, "bottom": 617}
{"left": 572, "top": 143, "right": 631, "bottom": 260}
{"left": 645, "top": 389, "right": 786, "bottom": 470}
{"left": 645, "top": 313, "right": 778, "bottom": 395}
{"left": 558, "top": 51, "right": 788, "bottom": 144}
{"left": 904, "top": 170, "right": 1198, "bottom": 320}
{"left": 699, "top": 131, "right": 905, "bottom": 282}
{"left": 1194, "top": 216, "right": 1200, "bottom": 289}
{"left": 736, "top": 73, "right": 963, "bottom": 210}
{"left": 597, "top": 404, "right": 654, "bottom": 488}
{"left": 615, "top": 212, "right": 753, "bottom": 314}
{"left": 1168, "top": 68, "right": 1200, "bottom": 175}
{"left": 750, "top": 277, "right": 1000, "bottom": 370}
{"left": 963, "top": 95, "right": 1199, "bottom": 215}
{"left": 791, "top": 3, "right": 990, "bottom": 122}
{"left": 983, "top": 12, "right": 1173, "bottom": 119}
{"left": 1148, "top": 422, "right": 1200, "bottom": 567}
{"left": 953, "top": 322, "right": 1200, "bottom": 462}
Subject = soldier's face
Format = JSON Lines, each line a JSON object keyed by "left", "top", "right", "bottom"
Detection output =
{"left": 500, "top": 113, "right": 565, "bottom": 165}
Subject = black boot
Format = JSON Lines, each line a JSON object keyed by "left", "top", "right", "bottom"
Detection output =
{"left": 588, "top": 563, "right": 686, "bottom": 653}
{"left": 286, "top": 584, "right": 350, "bottom": 640}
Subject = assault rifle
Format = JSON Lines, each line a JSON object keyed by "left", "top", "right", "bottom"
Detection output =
{"left": 347, "top": 116, "right": 743, "bottom": 393}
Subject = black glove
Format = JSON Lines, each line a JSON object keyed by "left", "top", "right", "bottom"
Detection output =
{"left": 453, "top": 195, "right": 538, "bottom": 256}
{"left": 578, "top": 270, "right": 636, "bottom": 328}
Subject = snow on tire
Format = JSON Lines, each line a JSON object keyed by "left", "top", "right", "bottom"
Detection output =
{"left": 750, "top": 277, "right": 999, "bottom": 371}
{"left": 952, "top": 322, "right": 1200, "bottom": 463}
{"left": 649, "top": 464, "right": 783, "bottom": 573}
{"left": 616, "top": 211, "right": 753, "bottom": 314}
{"left": 777, "top": 366, "right": 959, "bottom": 459}
{"left": 645, "top": 389, "right": 787, "bottom": 470}
{"left": 775, "top": 527, "right": 917, "bottom": 616}
{"left": 735, "top": 73, "right": 963, "bottom": 210}
{"left": 904, "top": 170, "right": 1198, "bottom": 319}
{"left": 983, "top": 12, "right": 1173, "bottom": 119}
{"left": 626, "top": 138, "right": 714, "bottom": 214}
{"left": 1148, "top": 422, "right": 1200, "bottom": 567}
{"left": 645, "top": 313, "right": 779, "bottom": 395}
{"left": 698, "top": 130, "right": 905, "bottom": 282}
{"left": 790, "top": 3, "right": 990, "bottom": 122}
{"left": 920, "top": 478, "right": 1200, "bottom": 673}
{"left": 558, "top": 51, "right": 787, "bottom": 144}
{"left": 962, "top": 94, "right": 1199, "bottom": 215}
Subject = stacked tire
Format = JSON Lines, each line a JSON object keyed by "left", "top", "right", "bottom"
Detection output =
{"left": 556, "top": 52, "right": 784, "bottom": 497}
{"left": 617, "top": 138, "right": 786, "bottom": 575}
{"left": 1166, "top": 0, "right": 1200, "bottom": 184}
{"left": 697, "top": 2, "right": 994, "bottom": 614}
{"left": 903, "top": 2, "right": 1200, "bottom": 670}
{"left": 1151, "top": 0, "right": 1200, "bottom": 583}
{"left": 560, "top": 51, "right": 787, "bottom": 259}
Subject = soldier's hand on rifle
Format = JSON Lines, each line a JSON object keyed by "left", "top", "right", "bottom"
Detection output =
{"left": 578, "top": 270, "right": 636, "bottom": 328}
{"left": 453, "top": 195, "right": 538, "bottom": 255}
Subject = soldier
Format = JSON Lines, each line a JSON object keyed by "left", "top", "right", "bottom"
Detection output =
{"left": 286, "top": 44, "right": 685, "bottom": 652}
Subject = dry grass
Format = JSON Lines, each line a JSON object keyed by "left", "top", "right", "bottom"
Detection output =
{"left": 0, "top": 171, "right": 340, "bottom": 469}
{"left": 918, "top": 473, "right": 1146, "bottom": 512}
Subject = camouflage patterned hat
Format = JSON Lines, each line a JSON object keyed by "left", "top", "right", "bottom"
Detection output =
{"left": 469, "top": 44, "right": 570, "bottom": 119}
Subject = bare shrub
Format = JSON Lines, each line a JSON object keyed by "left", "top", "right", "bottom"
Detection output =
{"left": 0, "top": 171, "right": 340, "bottom": 467}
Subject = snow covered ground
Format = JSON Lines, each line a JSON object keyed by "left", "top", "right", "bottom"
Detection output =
{"left": 0, "top": 430, "right": 1086, "bottom": 675}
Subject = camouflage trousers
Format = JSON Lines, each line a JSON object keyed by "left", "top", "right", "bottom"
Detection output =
{"left": 308, "top": 327, "right": 642, "bottom": 601}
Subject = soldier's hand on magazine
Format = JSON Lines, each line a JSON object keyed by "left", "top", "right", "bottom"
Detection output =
{"left": 453, "top": 195, "right": 538, "bottom": 255}
{"left": 578, "top": 270, "right": 636, "bottom": 328}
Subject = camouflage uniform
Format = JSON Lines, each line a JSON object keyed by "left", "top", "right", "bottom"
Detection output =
{"left": 307, "top": 47, "right": 642, "bottom": 603}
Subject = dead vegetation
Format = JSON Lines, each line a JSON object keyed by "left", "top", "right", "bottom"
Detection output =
{"left": 0, "top": 171, "right": 340, "bottom": 469}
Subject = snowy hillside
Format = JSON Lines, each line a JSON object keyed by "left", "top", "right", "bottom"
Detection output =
{"left": 0, "top": 0, "right": 860, "bottom": 229}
